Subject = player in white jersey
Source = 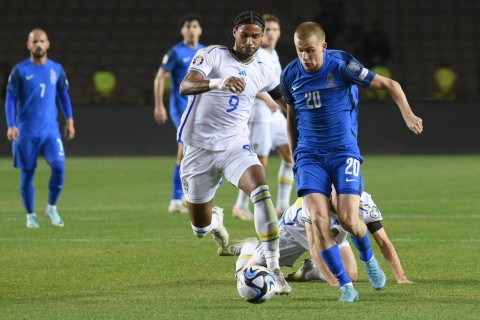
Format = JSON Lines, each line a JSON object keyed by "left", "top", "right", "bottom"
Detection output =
{"left": 177, "top": 11, "right": 291, "bottom": 294}
{"left": 233, "top": 14, "right": 294, "bottom": 221}
{"left": 222, "top": 191, "right": 413, "bottom": 285}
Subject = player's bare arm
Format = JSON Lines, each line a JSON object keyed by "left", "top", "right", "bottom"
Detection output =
{"left": 180, "top": 70, "right": 246, "bottom": 95}
{"left": 256, "top": 92, "right": 279, "bottom": 112}
{"left": 369, "top": 74, "right": 423, "bottom": 135}
{"left": 371, "top": 228, "right": 414, "bottom": 284}
{"left": 7, "top": 127, "right": 19, "bottom": 141}
{"left": 153, "top": 67, "right": 169, "bottom": 124}
{"left": 64, "top": 118, "right": 75, "bottom": 141}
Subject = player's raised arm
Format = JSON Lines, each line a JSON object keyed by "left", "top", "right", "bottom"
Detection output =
{"left": 369, "top": 74, "right": 423, "bottom": 135}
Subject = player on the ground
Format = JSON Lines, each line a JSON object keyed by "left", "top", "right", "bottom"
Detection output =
{"left": 281, "top": 22, "right": 423, "bottom": 302}
{"left": 5, "top": 28, "right": 75, "bottom": 228}
{"left": 177, "top": 11, "right": 291, "bottom": 294}
{"left": 222, "top": 191, "right": 413, "bottom": 287}
{"left": 154, "top": 14, "right": 204, "bottom": 213}
{"left": 232, "top": 14, "right": 294, "bottom": 220}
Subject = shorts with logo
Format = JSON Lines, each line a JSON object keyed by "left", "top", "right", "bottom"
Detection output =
{"left": 181, "top": 139, "right": 261, "bottom": 204}
{"left": 13, "top": 132, "right": 65, "bottom": 170}
{"left": 294, "top": 146, "right": 364, "bottom": 197}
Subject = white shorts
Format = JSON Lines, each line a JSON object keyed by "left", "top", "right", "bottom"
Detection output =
{"left": 181, "top": 140, "right": 261, "bottom": 204}
{"left": 249, "top": 111, "right": 288, "bottom": 156}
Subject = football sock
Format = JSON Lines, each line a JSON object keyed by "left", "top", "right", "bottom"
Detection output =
{"left": 234, "top": 190, "right": 250, "bottom": 210}
{"left": 251, "top": 185, "right": 280, "bottom": 270}
{"left": 191, "top": 224, "right": 212, "bottom": 238}
{"left": 48, "top": 161, "right": 64, "bottom": 206}
{"left": 235, "top": 241, "right": 257, "bottom": 273}
{"left": 321, "top": 245, "right": 352, "bottom": 287}
{"left": 20, "top": 169, "right": 35, "bottom": 214}
{"left": 172, "top": 164, "right": 183, "bottom": 200}
{"left": 276, "top": 160, "right": 294, "bottom": 212}
{"left": 350, "top": 232, "right": 373, "bottom": 262}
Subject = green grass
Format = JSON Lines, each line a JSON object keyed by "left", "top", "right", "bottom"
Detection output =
{"left": 0, "top": 156, "right": 479, "bottom": 319}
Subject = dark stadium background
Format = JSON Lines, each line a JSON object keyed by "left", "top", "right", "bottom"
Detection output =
{"left": 1, "top": 0, "right": 479, "bottom": 156}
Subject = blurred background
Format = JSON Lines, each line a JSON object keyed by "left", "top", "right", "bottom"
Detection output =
{"left": 1, "top": 0, "right": 479, "bottom": 156}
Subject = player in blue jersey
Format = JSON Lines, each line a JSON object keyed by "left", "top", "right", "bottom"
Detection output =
{"left": 154, "top": 14, "right": 204, "bottom": 214}
{"left": 280, "top": 22, "right": 423, "bottom": 302}
{"left": 5, "top": 29, "right": 75, "bottom": 228}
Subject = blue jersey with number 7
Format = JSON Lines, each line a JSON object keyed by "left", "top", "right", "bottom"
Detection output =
{"left": 6, "top": 58, "right": 69, "bottom": 136}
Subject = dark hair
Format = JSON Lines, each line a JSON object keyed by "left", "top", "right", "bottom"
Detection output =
{"left": 178, "top": 14, "right": 201, "bottom": 29}
{"left": 233, "top": 10, "right": 265, "bottom": 30}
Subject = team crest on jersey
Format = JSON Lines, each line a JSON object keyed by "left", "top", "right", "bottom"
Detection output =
{"left": 50, "top": 69, "right": 57, "bottom": 84}
{"left": 192, "top": 55, "right": 204, "bottom": 66}
{"left": 331, "top": 227, "right": 340, "bottom": 237}
{"left": 326, "top": 72, "right": 336, "bottom": 88}
{"left": 348, "top": 61, "right": 361, "bottom": 72}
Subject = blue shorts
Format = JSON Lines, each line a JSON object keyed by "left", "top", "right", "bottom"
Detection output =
{"left": 169, "top": 98, "right": 187, "bottom": 129}
{"left": 294, "top": 147, "right": 364, "bottom": 197}
{"left": 13, "top": 133, "right": 66, "bottom": 170}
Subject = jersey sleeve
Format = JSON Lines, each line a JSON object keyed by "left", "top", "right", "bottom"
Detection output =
{"left": 259, "top": 64, "right": 280, "bottom": 92}
{"left": 280, "top": 70, "right": 294, "bottom": 105}
{"left": 339, "top": 58, "right": 376, "bottom": 88}
{"left": 160, "top": 48, "right": 178, "bottom": 73}
{"left": 6, "top": 66, "right": 21, "bottom": 95}
{"left": 56, "top": 65, "right": 70, "bottom": 91}
{"left": 188, "top": 47, "right": 215, "bottom": 78}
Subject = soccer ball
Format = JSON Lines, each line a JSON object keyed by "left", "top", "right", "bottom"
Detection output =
{"left": 237, "top": 265, "right": 276, "bottom": 304}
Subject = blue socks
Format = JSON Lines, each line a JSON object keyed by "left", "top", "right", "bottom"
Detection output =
{"left": 321, "top": 245, "right": 352, "bottom": 287}
{"left": 172, "top": 164, "right": 183, "bottom": 200}
{"left": 20, "top": 169, "right": 35, "bottom": 213}
{"left": 351, "top": 232, "right": 373, "bottom": 262}
{"left": 48, "top": 161, "right": 65, "bottom": 205}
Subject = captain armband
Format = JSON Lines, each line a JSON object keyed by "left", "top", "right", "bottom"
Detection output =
{"left": 208, "top": 78, "right": 227, "bottom": 90}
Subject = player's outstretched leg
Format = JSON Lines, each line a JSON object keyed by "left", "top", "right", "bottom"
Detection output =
{"left": 351, "top": 234, "right": 386, "bottom": 290}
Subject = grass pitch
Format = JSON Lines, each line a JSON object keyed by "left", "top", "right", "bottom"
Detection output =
{"left": 0, "top": 156, "right": 479, "bottom": 319}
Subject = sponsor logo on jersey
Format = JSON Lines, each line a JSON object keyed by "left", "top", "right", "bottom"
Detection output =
{"left": 239, "top": 70, "right": 247, "bottom": 76}
{"left": 26, "top": 74, "right": 34, "bottom": 80}
{"left": 183, "top": 56, "right": 191, "bottom": 63}
{"left": 192, "top": 55, "right": 204, "bottom": 66}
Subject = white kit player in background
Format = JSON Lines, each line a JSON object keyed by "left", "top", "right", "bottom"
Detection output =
{"left": 177, "top": 11, "right": 291, "bottom": 295}
{"left": 233, "top": 14, "right": 294, "bottom": 221}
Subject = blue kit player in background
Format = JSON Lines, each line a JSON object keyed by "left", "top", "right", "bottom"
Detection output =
{"left": 154, "top": 14, "right": 204, "bottom": 214}
{"left": 5, "top": 28, "right": 75, "bottom": 228}
{"left": 281, "top": 22, "right": 423, "bottom": 302}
